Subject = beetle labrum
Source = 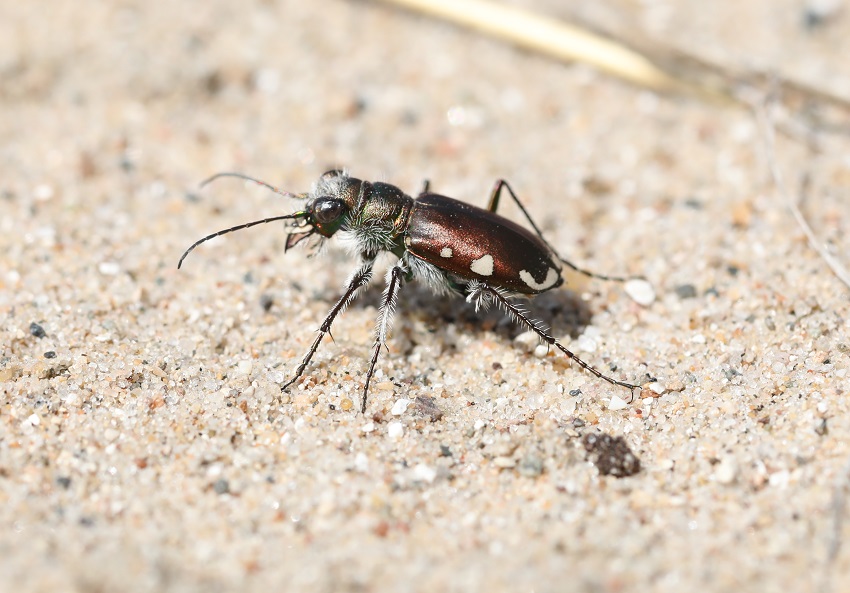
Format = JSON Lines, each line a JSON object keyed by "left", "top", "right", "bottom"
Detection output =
{"left": 179, "top": 170, "right": 644, "bottom": 412}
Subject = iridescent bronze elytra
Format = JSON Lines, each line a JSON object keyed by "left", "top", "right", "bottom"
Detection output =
{"left": 179, "top": 170, "right": 643, "bottom": 412}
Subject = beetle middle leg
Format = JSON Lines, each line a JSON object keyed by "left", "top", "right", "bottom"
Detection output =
{"left": 468, "top": 282, "right": 641, "bottom": 397}
{"left": 282, "top": 260, "right": 374, "bottom": 392}
{"left": 486, "top": 180, "right": 634, "bottom": 282}
{"left": 362, "top": 264, "right": 406, "bottom": 412}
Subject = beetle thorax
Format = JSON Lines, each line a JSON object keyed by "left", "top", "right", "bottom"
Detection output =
{"left": 340, "top": 179, "right": 413, "bottom": 256}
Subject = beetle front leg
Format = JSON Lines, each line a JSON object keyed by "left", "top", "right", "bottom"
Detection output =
{"left": 471, "top": 282, "right": 641, "bottom": 398}
{"left": 282, "top": 260, "right": 374, "bottom": 392}
{"left": 362, "top": 264, "right": 406, "bottom": 412}
{"left": 486, "top": 179, "right": 635, "bottom": 283}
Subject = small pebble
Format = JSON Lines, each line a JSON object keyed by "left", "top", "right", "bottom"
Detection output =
{"left": 648, "top": 381, "right": 665, "bottom": 395}
{"left": 583, "top": 432, "right": 641, "bottom": 477}
{"left": 608, "top": 395, "right": 628, "bottom": 411}
{"left": 533, "top": 344, "right": 548, "bottom": 358}
{"left": 518, "top": 455, "right": 544, "bottom": 477}
{"left": 391, "top": 398, "right": 410, "bottom": 416}
{"left": 29, "top": 322, "right": 47, "bottom": 338}
{"left": 34, "top": 183, "right": 54, "bottom": 200}
{"left": 44, "top": 351, "right": 56, "bottom": 359}
{"left": 624, "top": 278, "right": 656, "bottom": 306}
{"left": 714, "top": 456, "right": 738, "bottom": 485}
{"left": 675, "top": 284, "right": 697, "bottom": 299}
{"left": 513, "top": 330, "right": 539, "bottom": 353}
{"left": 412, "top": 463, "right": 437, "bottom": 483}
{"left": 387, "top": 422, "right": 404, "bottom": 439}
{"left": 259, "top": 294, "right": 274, "bottom": 312}
{"left": 769, "top": 470, "right": 789, "bottom": 489}
{"left": 576, "top": 334, "right": 597, "bottom": 353}
{"left": 804, "top": 0, "right": 844, "bottom": 28}
{"left": 666, "top": 379, "right": 685, "bottom": 393}
{"left": 98, "top": 261, "right": 121, "bottom": 276}
{"left": 414, "top": 396, "right": 443, "bottom": 422}
{"left": 235, "top": 360, "right": 253, "bottom": 378}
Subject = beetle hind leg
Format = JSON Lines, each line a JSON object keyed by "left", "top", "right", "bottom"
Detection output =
{"left": 474, "top": 282, "right": 641, "bottom": 398}
{"left": 486, "top": 179, "right": 638, "bottom": 283}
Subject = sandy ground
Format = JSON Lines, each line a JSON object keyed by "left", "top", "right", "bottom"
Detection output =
{"left": 2, "top": 1, "right": 850, "bottom": 591}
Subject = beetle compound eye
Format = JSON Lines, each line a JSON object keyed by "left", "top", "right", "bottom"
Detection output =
{"left": 313, "top": 198, "right": 346, "bottom": 223}
{"left": 320, "top": 169, "right": 344, "bottom": 181}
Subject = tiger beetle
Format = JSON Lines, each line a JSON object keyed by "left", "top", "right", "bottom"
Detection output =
{"left": 179, "top": 170, "right": 645, "bottom": 412}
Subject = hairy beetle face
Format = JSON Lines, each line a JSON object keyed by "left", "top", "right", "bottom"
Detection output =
{"left": 310, "top": 196, "right": 349, "bottom": 237}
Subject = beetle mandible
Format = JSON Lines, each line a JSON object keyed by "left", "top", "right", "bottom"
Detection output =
{"left": 179, "top": 170, "right": 644, "bottom": 412}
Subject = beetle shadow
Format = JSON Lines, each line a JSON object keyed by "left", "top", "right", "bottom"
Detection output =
{"left": 350, "top": 280, "right": 595, "bottom": 345}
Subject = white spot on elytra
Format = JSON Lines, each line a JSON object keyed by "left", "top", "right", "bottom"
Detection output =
{"left": 440, "top": 247, "right": 453, "bottom": 258}
{"left": 470, "top": 254, "right": 494, "bottom": 276}
{"left": 519, "top": 268, "right": 559, "bottom": 291}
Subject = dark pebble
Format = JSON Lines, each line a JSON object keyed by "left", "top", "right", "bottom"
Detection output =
{"left": 415, "top": 396, "right": 443, "bottom": 422}
{"left": 583, "top": 432, "right": 641, "bottom": 478}
{"left": 44, "top": 351, "right": 57, "bottom": 359}
{"left": 675, "top": 284, "right": 697, "bottom": 299}
{"left": 30, "top": 322, "right": 46, "bottom": 338}
{"left": 518, "top": 455, "right": 544, "bottom": 477}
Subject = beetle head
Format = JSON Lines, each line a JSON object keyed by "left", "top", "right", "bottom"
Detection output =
{"left": 301, "top": 169, "right": 362, "bottom": 238}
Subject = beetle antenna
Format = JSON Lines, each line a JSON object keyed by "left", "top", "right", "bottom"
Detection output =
{"left": 178, "top": 212, "right": 307, "bottom": 269}
{"left": 200, "top": 172, "right": 305, "bottom": 200}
